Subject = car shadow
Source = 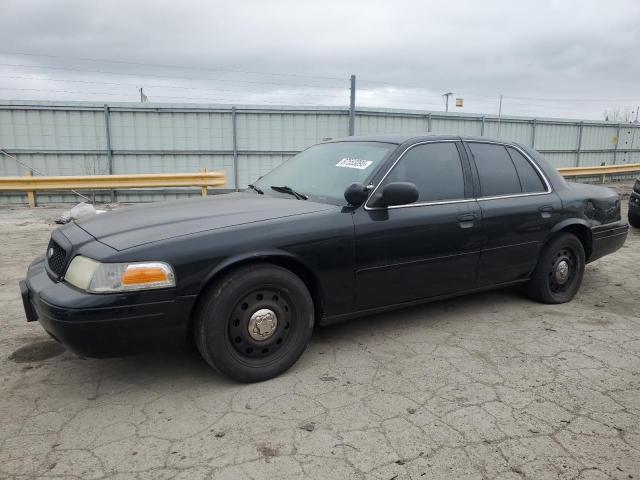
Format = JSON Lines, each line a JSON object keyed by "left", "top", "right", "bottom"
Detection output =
{"left": 10, "top": 286, "right": 528, "bottom": 388}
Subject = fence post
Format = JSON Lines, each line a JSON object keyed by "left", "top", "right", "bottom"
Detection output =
{"left": 576, "top": 121, "right": 584, "bottom": 167}
{"left": 200, "top": 168, "right": 208, "bottom": 196}
{"left": 531, "top": 119, "right": 537, "bottom": 148}
{"left": 103, "top": 104, "right": 115, "bottom": 203}
{"left": 348, "top": 74, "right": 356, "bottom": 136}
{"left": 427, "top": 113, "right": 432, "bottom": 133}
{"left": 613, "top": 123, "right": 621, "bottom": 164}
{"left": 480, "top": 116, "right": 485, "bottom": 136}
{"left": 232, "top": 106, "right": 239, "bottom": 190}
{"left": 25, "top": 170, "right": 36, "bottom": 207}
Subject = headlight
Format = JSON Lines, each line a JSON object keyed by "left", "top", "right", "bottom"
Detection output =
{"left": 65, "top": 256, "right": 175, "bottom": 293}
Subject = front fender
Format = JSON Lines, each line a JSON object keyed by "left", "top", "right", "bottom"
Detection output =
{"left": 200, "top": 249, "right": 317, "bottom": 290}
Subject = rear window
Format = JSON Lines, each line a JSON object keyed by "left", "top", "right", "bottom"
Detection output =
{"left": 468, "top": 143, "right": 521, "bottom": 196}
{"left": 507, "top": 147, "right": 546, "bottom": 193}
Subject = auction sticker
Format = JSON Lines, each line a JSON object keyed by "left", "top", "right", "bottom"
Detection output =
{"left": 336, "top": 158, "right": 373, "bottom": 170}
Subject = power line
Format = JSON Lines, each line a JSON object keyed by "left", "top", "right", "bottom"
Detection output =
{"left": 0, "top": 51, "right": 346, "bottom": 82}
{"left": 0, "top": 75, "right": 348, "bottom": 99}
{"left": 0, "top": 86, "right": 343, "bottom": 106}
{"left": 0, "top": 63, "right": 347, "bottom": 90}
{"left": 361, "top": 78, "right": 640, "bottom": 104}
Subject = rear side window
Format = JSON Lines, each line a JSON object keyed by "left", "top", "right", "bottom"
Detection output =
{"left": 383, "top": 142, "right": 465, "bottom": 202}
{"left": 468, "top": 143, "right": 521, "bottom": 196}
{"left": 507, "top": 147, "right": 546, "bottom": 193}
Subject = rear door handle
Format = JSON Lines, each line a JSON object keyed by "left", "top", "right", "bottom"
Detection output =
{"left": 539, "top": 205, "right": 554, "bottom": 218}
{"left": 457, "top": 213, "right": 477, "bottom": 222}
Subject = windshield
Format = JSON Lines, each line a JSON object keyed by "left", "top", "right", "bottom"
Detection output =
{"left": 252, "top": 141, "right": 396, "bottom": 203}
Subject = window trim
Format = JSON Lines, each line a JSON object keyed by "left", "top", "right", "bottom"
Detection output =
{"left": 364, "top": 139, "right": 552, "bottom": 211}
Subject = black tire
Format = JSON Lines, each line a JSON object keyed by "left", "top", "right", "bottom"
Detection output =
{"left": 629, "top": 211, "right": 640, "bottom": 228}
{"left": 194, "top": 263, "right": 314, "bottom": 382}
{"left": 525, "top": 233, "right": 585, "bottom": 304}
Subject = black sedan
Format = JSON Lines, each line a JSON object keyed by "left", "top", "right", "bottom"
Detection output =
{"left": 20, "top": 135, "right": 629, "bottom": 382}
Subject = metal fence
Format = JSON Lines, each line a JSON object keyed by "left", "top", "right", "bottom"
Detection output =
{"left": 1, "top": 100, "right": 639, "bottom": 204}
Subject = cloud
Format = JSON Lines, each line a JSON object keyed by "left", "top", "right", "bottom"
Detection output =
{"left": 0, "top": 0, "right": 639, "bottom": 119}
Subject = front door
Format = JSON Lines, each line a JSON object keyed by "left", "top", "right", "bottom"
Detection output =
{"left": 353, "top": 141, "right": 483, "bottom": 310}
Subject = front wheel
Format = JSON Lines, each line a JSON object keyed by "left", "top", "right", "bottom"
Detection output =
{"left": 525, "top": 233, "right": 585, "bottom": 304}
{"left": 194, "top": 263, "right": 314, "bottom": 382}
{"left": 629, "top": 211, "right": 640, "bottom": 228}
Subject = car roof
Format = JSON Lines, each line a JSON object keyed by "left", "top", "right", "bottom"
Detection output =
{"left": 326, "top": 134, "right": 519, "bottom": 146}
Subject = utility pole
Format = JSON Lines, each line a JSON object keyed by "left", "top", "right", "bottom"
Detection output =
{"left": 139, "top": 87, "right": 147, "bottom": 103}
{"left": 348, "top": 74, "right": 356, "bottom": 136}
{"left": 442, "top": 92, "right": 453, "bottom": 112}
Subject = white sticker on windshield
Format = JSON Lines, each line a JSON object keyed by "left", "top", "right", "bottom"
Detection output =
{"left": 336, "top": 158, "right": 373, "bottom": 170}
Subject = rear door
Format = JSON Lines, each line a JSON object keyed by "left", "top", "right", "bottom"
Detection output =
{"left": 465, "top": 141, "right": 562, "bottom": 286}
{"left": 353, "top": 141, "right": 483, "bottom": 310}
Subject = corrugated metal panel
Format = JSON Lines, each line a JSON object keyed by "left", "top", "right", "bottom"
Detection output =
{"left": 534, "top": 123, "right": 580, "bottom": 150}
{"left": 235, "top": 112, "right": 347, "bottom": 151}
{"left": 0, "top": 153, "right": 108, "bottom": 176}
{"left": 109, "top": 111, "right": 233, "bottom": 150}
{"left": 238, "top": 154, "right": 293, "bottom": 188}
{"left": 577, "top": 152, "right": 613, "bottom": 167}
{"left": 0, "top": 108, "right": 106, "bottom": 149}
{"left": 581, "top": 125, "right": 617, "bottom": 150}
{"left": 2, "top": 101, "right": 639, "bottom": 205}
{"left": 541, "top": 152, "right": 577, "bottom": 168}
{"left": 482, "top": 120, "right": 533, "bottom": 145}
{"left": 432, "top": 118, "right": 482, "bottom": 136}
{"left": 356, "top": 114, "right": 427, "bottom": 135}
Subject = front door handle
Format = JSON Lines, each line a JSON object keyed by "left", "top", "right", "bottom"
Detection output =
{"left": 457, "top": 213, "right": 477, "bottom": 228}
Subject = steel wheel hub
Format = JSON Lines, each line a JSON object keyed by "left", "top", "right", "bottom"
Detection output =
{"left": 248, "top": 308, "right": 278, "bottom": 341}
{"left": 228, "top": 288, "right": 292, "bottom": 359}
{"left": 554, "top": 260, "right": 570, "bottom": 284}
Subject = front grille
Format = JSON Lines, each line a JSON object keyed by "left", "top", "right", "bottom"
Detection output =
{"left": 47, "top": 239, "right": 67, "bottom": 276}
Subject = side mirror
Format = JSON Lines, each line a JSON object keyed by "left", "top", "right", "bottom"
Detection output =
{"left": 376, "top": 182, "right": 419, "bottom": 207}
{"left": 344, "top": 182, "right": 368, "bottom": 206}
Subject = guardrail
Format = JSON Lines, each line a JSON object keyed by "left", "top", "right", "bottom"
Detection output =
{"left": 1, "top": 164, "right": 638, "bottom": 207}
{"left": 0, "top": 171, "right": 226, "bottom": 207}
{"left": 558, "top": 163, "right": 640, "bottom": 183}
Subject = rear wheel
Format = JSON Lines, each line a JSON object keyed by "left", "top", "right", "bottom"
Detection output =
{"left": 194, "top": 263, "right": 314, "bottom": 382}
{"left": 525, "top": 233, "right": 585, "bottom": 304}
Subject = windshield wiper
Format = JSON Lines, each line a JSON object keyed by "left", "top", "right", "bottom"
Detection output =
{"left": 247, "top": 184, "right": 264, "bottom": 194}
{"left": 270, "top": 185, "right": 308, "bottom": 200}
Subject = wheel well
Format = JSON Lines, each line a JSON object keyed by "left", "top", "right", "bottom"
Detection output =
{"left": 187, "top": 257, "right": 323, "bottom": 335}
{"left": 557, "top": 224, "right": 592, "bottom": 261}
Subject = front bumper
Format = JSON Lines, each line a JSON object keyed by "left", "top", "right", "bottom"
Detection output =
{"left": 589, "top": 220, "right": 629, "bottom": 263}
{"left": 21, "top": 257, "right": 196, "bottom": 358}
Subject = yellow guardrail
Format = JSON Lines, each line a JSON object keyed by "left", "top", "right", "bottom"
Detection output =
{"left": 558, "top": 163, "right": 640, "bottom": 177}
{"left": 0, "top": 171, "right": 226, "bottom": 207}
{"left": 1, "top": 163, "right": 638, "bottom": 208}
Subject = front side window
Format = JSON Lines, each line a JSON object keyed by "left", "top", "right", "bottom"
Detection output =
{"left": 252, "top": 141, "right": 395, "bottom": 204}
{"left": 381, "top": 142, "right": 466, "bottom": 202}
{"left": 468, "top": 143, "right": 521, "bottom": 196}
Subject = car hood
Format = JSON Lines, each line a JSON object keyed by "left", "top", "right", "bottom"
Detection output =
{"left": 75, "top": 192, "right": 335, "bottom": 250}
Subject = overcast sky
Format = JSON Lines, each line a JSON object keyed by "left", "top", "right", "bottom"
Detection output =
{"left": 1, "top": 0, "right": 639, "bottom": 120}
